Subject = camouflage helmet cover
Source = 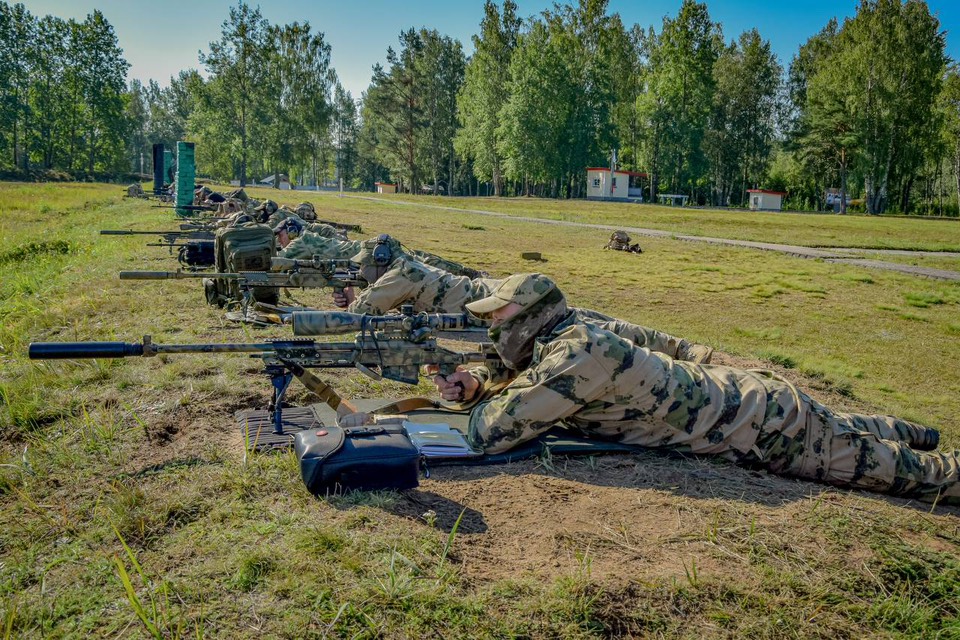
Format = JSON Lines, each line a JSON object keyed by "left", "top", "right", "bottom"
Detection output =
{"left": 225, "top": 188, "right": 248, "bottom": 202}
{"left": 465, "top": 273, "right": 557, "bottom": 316}
{"left": 610, "top": 230, "right": 631, "bottom": 243}
{"left": 296, "top": 202, "right": 317, "bottom": 220}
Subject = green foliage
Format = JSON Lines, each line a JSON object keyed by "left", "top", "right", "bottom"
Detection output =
{"left": 0, "top": 3, "right": 129, "bottom": 175}
{"left": 455, "top": 0, "right": 521, "bottom": 194}
{"left": 705, "top": 29, "right": 782, "bottom": 206}
{"left": 0, "top": 240, "right": 75, "bottom": 264}
{"left": 795, "top": 0, "right": 948, "bottom": 214}
{"left": 495, "top": 1, "right": 630, "bottom": 197}
{"left": 638, "top": 0, "right": 721, "bottom": 200}
{"left": 904, "top": 291, "right": 945, "bottom": 308}
{"left": 362, "top": 28, "right": 465, "bottom": 194}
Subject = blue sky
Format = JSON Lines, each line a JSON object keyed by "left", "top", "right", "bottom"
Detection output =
{"left": 19, "top": 0, "right": 960, "bottom": 99}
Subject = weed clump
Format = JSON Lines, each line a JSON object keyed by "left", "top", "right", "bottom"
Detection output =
{"left": 904, "top": 291, "right": 945, "bottom": 308}
{"left": 0, "top": 240, "right": 75, "bottom": 265}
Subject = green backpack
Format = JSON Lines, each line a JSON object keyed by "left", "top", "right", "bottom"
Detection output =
{"left": 203, "top": 223, "right": 279, "bottom": 307}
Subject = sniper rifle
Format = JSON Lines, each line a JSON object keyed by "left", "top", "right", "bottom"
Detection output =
{"left": 100, "top": 229, "right": 215, "bottom": 244}
{"left": 29, "top": 308, "right": 497, "bottom": 434}
{"left": 119, "top": 257, "right": 364, "bottom": 292}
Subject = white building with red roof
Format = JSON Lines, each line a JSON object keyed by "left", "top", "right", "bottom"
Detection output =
{"left": 747, "top": 189, "right": 787, "bottom": 211}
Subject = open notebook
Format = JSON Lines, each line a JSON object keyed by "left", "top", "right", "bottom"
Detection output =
{"left": 403, "top": 421, "right": 484, "bottom": 459}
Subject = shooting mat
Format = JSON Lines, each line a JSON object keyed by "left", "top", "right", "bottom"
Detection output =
{"left": 237, "top": 399, "right": 645, "bottom": 463}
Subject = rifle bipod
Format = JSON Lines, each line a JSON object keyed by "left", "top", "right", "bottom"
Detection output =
{"left": 265, "top": 364, "right": 295, "bottom": 435}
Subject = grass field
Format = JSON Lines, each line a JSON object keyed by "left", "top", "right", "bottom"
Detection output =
{"left": 2, "top": 183, "right": 960, "bottom": 638}
{"left": 358, "top": 193, "right": 960, "bottom": 252}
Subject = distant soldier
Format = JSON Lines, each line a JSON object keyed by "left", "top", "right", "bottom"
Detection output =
{"left": 604, "top": 230, "right": 642, "bottom": 254}
{"left": 225, "top": 188, "right": 248, "bottom": 203}
{"left": 217, "top": 198, "right": 245, "bottom": 216}
{"left": 336, "top": 237, "right": 712, "bottom": 363}
{"left": 422, "top": 273, "right": 958, "bottom": 506}
{"left": 125, "top": 183, "right": 146, "bottom": 198}
{"left": 253, "top": 199, "right": 279, "bottom": 223}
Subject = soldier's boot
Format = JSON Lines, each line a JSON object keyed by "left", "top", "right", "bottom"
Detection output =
{"left": 676, "top": 341, "right": 714, "bottom": 365}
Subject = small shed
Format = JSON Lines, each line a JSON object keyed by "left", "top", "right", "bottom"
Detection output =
{"left": 586, "top": 168, "right": 647, "bottom": 201}
{"left": 260, "top": 173, "right": 292, "bottom": 190}
{"left": 748, "top": 189, "right": 786, "bottom": 212}
{"left": 376, "top": 182, "right": 397, "bottom": 195}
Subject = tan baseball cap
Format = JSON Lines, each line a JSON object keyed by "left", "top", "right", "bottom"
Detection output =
{"left": 465, "top": 273, "right": 557, "bottom": 315}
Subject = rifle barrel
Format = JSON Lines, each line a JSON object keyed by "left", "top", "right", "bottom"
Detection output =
{"left": 119, "top": 271, "right": 214, "bottom": 280}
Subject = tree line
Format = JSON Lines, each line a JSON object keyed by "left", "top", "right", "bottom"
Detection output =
{"left": 0, "top": 3, "right": 128, "bottom": 176}
{"left": 1, "top": 0, "right": 957, "bottom": 215}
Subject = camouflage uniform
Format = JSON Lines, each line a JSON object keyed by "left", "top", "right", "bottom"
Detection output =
{"left": 572, "top": 307, "right": 713, "bottom": 364}
{"left": 215, "top": 210, "right": 257, "bottom": 228}
{"left": 225, "top": 188, "right": 248, "bottom": 202}
{"left": 604, "top": 230, "right": 642, "bottom": 254}
{"left": 217, "top": 198, "right": 245, "bottom": 216}
{"left": 408, "top": 250, "right": 484, "bottom": 279}
{"left": 347, "top": 251, "right": 712, "bottom": 363}
{"left": 462, "top": 274, "right": 958, "bottom": 504}
{"left": 349, "top": 255, "right": 501, "bottom": 315}
{"left": 126, "top": 183, "right": 145, "bottom": 198}
{"left": 253, "top": 199, "right": 279, "bottom": 223}
{"left": 307, "top": 222, "right": 348, "bottom": 239}
{"left": 280, "top": 233, "right": 362, "bottom": 261}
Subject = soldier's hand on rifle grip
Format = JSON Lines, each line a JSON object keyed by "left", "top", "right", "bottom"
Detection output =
{"left": 433, "top": 370, "right": 479, "bottom": 402}
{"left": 332, "top": 286, "right": 356, "bottom": 308}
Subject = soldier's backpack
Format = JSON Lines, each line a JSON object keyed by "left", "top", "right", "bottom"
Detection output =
{"left": 203, "top": 223, "right": 279, "bottom": 307}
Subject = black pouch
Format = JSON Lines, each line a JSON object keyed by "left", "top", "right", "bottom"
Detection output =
{"left": 178, "top": 240, "right": 215, "bottom": 268}
{"left": 294, "top": 424, "right": 420, "bottom": 495}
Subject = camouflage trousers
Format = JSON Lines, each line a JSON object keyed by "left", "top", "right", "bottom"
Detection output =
{"left": 743, "top": 396, "right": 960, "bottom": 505}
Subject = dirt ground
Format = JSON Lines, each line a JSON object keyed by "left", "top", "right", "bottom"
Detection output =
{"left": 113, "top": 347, "right": 957, "bottom": 590}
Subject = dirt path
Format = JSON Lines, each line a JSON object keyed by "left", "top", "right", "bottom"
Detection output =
{"left": 341, "top": 195, "right": 960, "bottom": 282}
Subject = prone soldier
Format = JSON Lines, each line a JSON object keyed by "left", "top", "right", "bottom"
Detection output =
{"left": 337, "top": 237, "right": 713, "bottom": 363}
{"left": 426, "top": 274, "right": 956, "bottom": 505}
{"left": 604, "top": 230, "right": 642, "bottom": 254}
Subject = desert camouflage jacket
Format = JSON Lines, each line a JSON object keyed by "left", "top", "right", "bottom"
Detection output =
{"left": 280, "top": 233, "right": 361, "bottom": 260}
{"left": 467, "top": 317, "right": 804, "bottom": 456}
{"left": 348, "top": 257, "right": 500, "bottom": 315}
{"left": 347, "top": 266, "right": 694, "bottom": 358}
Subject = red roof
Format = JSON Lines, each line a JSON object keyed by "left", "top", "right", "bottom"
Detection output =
{"left": 585, "top": 168, "right": 649, "bottom": 178}
{"left": 747, "top": 189, "right": 787, "bottom": 196}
